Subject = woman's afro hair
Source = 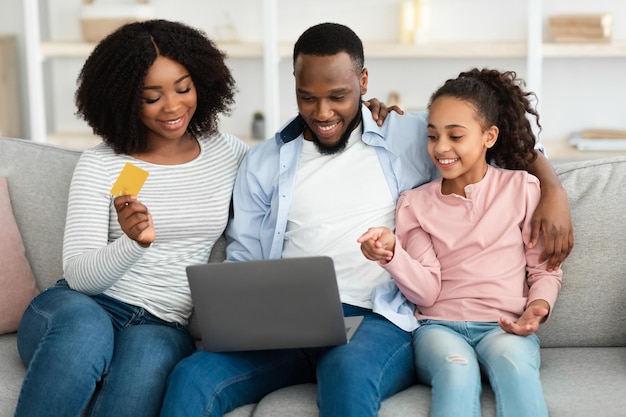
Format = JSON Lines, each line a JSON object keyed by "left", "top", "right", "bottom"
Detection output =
{"left": 75, "top": 19, "right": 236, "bottom": 154}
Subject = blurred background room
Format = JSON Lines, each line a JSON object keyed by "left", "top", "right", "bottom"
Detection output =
{"left": 1, "top": 0, "right": 625, "bottom": 162}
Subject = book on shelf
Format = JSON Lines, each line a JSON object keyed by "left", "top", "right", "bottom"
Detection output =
{"left": 549, "top": 13, "right": 612, "bottom": 43}
{"left": 569, "top": 129, "right": 626, "bottom": 151}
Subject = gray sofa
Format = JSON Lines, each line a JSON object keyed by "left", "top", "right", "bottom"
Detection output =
{"left": 1, "top": 136, "right": 625, "bottom": 417}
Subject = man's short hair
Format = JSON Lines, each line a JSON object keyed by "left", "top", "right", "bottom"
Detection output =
{"left": 293, "top": 22, "right": 364, "bottom": 73}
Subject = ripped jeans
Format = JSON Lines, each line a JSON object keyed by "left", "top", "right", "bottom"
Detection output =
{"left": 413, "top": 320, "right": 547, "bottom": 417}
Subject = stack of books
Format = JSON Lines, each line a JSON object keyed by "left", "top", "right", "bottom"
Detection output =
{"left": 549, "top": 14, "right": 613, "bottom": 43}
{"left": 569, "top": 129, "right": 626, "bottom": 151}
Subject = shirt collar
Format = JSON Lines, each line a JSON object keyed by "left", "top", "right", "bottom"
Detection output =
{"left": 278, "top": 115, "right": 307, "bottom": 144}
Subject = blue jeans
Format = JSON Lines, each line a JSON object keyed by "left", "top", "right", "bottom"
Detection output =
{"left": 160, "top": 304, "right": 415, "bottom": 417}
{"left": 413, "top": 320, "right": 547, "bottom": 417}
{"left": 15, "top": 280, "right": 195, "bottom": 417}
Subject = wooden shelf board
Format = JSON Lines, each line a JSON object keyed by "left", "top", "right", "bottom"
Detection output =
{"left": 46, "top": 131, "right": 260, "bottom": 150}
{"left": 543, "top": 41, "right": 626, "bottom": 58}
{"left": 544, "top": 138, "right": 626, "bottom": 162}
{"left": 364, "top": 41, "right": 527, "bottom": 58}
{"left": 40, "top": 40, "right": 626, "bottom": 60}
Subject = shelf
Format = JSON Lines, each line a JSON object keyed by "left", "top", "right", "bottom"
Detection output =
{"left": 46, "top": 130, "right": 261, "bottom": 150}
{"left": 543, "top": 41, "right": 626, "bottom": 57}
{"left": 40, "top": 41, "right": 96, "bottom": 57}
{"left": 39, "top": 40, "right": 529, "bottom": 59}
{"left": 364, "top": 41, "right": 527, "bottom": 58}
{"left": 40, "top": 41, "right": 279, "bottom": 59}
{"left": 40, "top": 40, "right": 626, "bottom": 60}
{"left": 545, "top": 139, "right": 626, "bottom": 163}
{"left": 46, "top": 130, "right": 101, "bottom": 150}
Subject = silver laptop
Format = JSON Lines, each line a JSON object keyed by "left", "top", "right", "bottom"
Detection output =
{"left": 186, "top": 256, "right": 363, "bottom": 352}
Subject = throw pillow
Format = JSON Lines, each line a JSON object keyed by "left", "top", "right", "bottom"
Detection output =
{"left": 0, "top": 176, "right": 39, "bottom": 334}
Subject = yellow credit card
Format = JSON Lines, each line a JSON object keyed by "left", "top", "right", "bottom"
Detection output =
{"left": 110, "top": 162, "right": 149, "bottom": 196}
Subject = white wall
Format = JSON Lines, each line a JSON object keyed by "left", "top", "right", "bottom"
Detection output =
{"left": 5, "top": 0, "right": 626, "bottom": 144}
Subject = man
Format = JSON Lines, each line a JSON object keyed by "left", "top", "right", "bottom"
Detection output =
{"left": 161, "top": 23, "right": 572, "bottom": 417}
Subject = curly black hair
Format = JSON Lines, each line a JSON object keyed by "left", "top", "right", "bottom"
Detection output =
{"left": 293, "top": 22, "right": 364, "bottom": 73}
{"left": 75, "top": 19, "right": 236, "bottom": 155}
{"left": 428, "top": 68, "right": 540, "bottom": 170}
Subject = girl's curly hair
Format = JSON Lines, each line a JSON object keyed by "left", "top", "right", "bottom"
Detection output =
{"left": 428, "top": 68, "right": 540, "bottom": 170}
{"left": 75, "top": 19, "right": 236, "bottom": 154}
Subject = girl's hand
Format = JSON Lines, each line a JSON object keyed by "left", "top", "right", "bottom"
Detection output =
{"left": 499, "top": 300, "right": 550, "bottom": 336}
{"left": 357, "top": 227, "right": 396, "bottom": 263}
{"left": 113, "top": 195, "right": 155, "bottom": 248}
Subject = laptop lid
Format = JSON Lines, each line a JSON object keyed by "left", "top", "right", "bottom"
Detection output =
{"left": 186, "top": 256, "right": 363, "bottom": 352}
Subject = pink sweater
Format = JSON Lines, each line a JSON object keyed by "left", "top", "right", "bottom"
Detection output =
{"left": 382, "top": 166, "right": 562, "bottom": 322}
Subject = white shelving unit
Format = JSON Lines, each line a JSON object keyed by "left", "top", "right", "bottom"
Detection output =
{"left": 22, "top": 0, "right": 626, "bottom": 159}
{"left": 22, "top": 0, "right": 280, "bottom": 145}
{"left": 23, "top": 0, "right": 47, "bottom": 144}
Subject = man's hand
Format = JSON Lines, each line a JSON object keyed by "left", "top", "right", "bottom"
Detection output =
{"left": 357, "top": 227, "right": 396, "bottom": 263}
{"left": 499, "top": 300, "right": 550, "bottom": 336}
{"left": 114, "top": 195, "right": 154, "bottom": 248}
{"left": 526, "top": 152, "right": 574, "bottom": 270}
{"left": 364, "top": 98, "right": 404, "bottom": 126}
{"left": 529, "top": 184, "right": 573, "bottom": 270}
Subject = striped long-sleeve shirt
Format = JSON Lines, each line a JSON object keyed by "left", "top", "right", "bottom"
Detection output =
{"left": 62, "top": 133, "right": 247, "bottom": 324}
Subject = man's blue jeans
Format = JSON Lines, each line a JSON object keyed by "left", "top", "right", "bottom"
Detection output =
{"left": 160, "top": 304, "right": 415, "bottom": 417}
{"left": 413, "top": 320, "right": 547, "bottom": 417}
{"left": 15, "top": 280, "right": 195, "bottom": 417}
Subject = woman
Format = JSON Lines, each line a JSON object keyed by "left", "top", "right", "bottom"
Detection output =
{"left": 15, "top": 19, "right": 247, "bottom": 417}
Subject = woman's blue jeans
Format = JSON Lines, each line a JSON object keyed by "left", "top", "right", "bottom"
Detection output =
{"left": 160, "top": 304, "right": 415, "bottom": 417}
{"left": 413, "top": 320, "right": 547, "bottom": 417}
{"left": 15, "top": 280, "right": 195, "bottom": 417}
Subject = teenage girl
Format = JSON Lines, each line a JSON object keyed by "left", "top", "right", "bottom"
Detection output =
{"left": 359, "top": 68, "right": 562, "bottom": 417}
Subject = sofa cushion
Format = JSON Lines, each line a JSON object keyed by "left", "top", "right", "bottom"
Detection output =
{"left": 249, "top": 347, "right": 626, "bottom": 417}
{"left": 537, "top": 156, "right": 626, "bottom": 348}
{"left": 0, "top": 138, "right": 82, "bottom": 291}
{"left": 0, "top": 177, "right": 39, "bottom": 334}
{"left": 0, "top": 334, "right": 25, "bottom": 416}
{"left": 540, "top": 347, "right": 626, "bottom": 415}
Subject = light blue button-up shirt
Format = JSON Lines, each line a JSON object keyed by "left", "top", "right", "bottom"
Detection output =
{"left": 226, "top": 105, "right": 437, "bottom": 260}
{"left": 225, "top": 104, "right": 438, "bottom": 330}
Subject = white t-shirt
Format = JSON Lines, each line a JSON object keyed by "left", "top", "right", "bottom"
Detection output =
{"left": 282, "top": 127, "right": 395, "bottom": 308}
